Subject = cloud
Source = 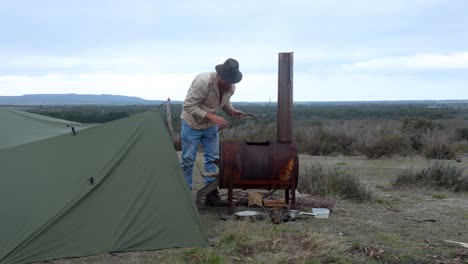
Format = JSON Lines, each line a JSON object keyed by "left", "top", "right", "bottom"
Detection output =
{"left": 2, "top": 71, "right": 467, "bottom": 102}
{"left": 0, "top": 55, "right": 162, "bottom": 73}
{"left": 0, "top": 73, "right": 193, "bottom": 100}
{"left": 0, "top": 0, "right": 466, "bottom": 102}
{"left": 0, "top": 73, "right": 278, "bottom": 101}
{"left": 0, "top": 47, "right": 335, "bottom": 75}
{"left": 341, "top": 52, "right": 468, "bottom": 71}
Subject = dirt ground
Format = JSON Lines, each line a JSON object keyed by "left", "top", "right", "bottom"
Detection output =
{"left": 46, "top": 154, "right": 468, "bottom": 264}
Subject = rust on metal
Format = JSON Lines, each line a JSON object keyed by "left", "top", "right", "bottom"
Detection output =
{"left": 279, "top": 158, "right": 295, "bottom": 181}
{"left": 277, "top": 52, "right": 293, "bottom": 143}
{"left": 219, "top": 52, "right": 297, "bottom": 214}
{"left": 219, "top": 141, "right": 298, "bottom": 190}
{"left": 219, "top": 140, "right": 299, "bottom": 214}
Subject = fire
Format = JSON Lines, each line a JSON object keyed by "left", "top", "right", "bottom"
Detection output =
{"left": 280, "top": 158, "right": 295, "bottom": 181}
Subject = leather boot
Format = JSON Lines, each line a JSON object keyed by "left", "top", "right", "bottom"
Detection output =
{"left": 204, "top": 189, "right": 224, "bottom": 206}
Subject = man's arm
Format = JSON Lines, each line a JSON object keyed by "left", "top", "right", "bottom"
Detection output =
{"left": 223, "top": 102, "right": 245, "bottom": 118}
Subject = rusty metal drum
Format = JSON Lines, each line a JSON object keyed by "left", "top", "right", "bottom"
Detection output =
{"left": 219, "top": 140, "right": 298, "bottom": 190}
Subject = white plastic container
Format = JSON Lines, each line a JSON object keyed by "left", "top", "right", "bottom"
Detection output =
{"left": 312, "top": 208, "right": 330, "bottom": 218}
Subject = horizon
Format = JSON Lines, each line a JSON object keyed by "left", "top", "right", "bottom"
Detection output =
{"left": 1, "top": 1, "right": 468, "bottom": 102}
{"left": 2, "top": 93, "right": 468, "bottom": 104}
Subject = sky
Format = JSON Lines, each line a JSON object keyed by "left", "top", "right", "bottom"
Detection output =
{"left": 0, "top": 0, "right": 467, "bottom": 102}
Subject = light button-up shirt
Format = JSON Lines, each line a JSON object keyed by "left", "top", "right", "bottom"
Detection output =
{"left": 181, "top": 72, "right": 236, "bottom": 130}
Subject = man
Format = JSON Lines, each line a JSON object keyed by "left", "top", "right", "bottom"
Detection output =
{"left": 180, "top": 58, "right": 244, "bottom": 205}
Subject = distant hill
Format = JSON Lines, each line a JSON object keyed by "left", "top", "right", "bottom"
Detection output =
{"left": 293, "top": 100, "right": 468, "bottom": 106}
{"left": 1, "top": 94, "right": 467, "bottom": 106}
{"left": 0, "top": 94, "right": 171, "bottom": 105}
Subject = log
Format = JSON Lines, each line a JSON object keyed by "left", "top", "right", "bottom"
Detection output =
{"left": 263, "top": 199, "right": 287, "bottom": 207}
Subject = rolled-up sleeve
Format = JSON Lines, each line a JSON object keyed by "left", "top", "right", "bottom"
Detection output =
{"left": 183, "top": 78, "right": 209, "bottom": 119}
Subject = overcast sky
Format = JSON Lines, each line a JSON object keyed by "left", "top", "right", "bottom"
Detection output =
{"left": 0, "top": 0, "right": 467, "bottom": 101}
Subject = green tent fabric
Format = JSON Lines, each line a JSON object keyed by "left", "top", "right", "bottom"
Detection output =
{"left": 0, "top": 108, "right": 94, "bottom": 150}
{"left": 0, "top": 110, "right": 208, "bottom": 264}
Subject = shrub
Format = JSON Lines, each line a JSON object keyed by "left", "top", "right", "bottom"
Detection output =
{"left": 356, "top": 123, "right": 411, "bottom": 159}
{"left": 294, "top": 129, "right": 312, "bottom": 154}
{"left": 294, "top": 124, "right": 356, "bottom": 156}
{"left": 456, "top": 127, "right": 468, "bottom": 141}
{"left": 306, "top": 127, "right": 344, "bottom": 155}
{"left": 453, "top": 142, "right": 468, "bottom": 153}
{"left": 360, "top": 134, "right": 411, "bottom": 159}
{"left": 401, "top": 118, "right": 444, "bottom": 152}
{"left": 392, "top": 169, "right": 417, "bottom": 188}
{"left": 432, "top": 193, "right": 447, "bottom": 199}
{"left": 223, "top": 122, "right": 276, "bottom": 142}
{"left": 393, "top": 161, "right": 467, "bottom": 191}
{"left": 408, "top": 134, "right": 424, "bottom": 151}
{"left": 421, "top": 130, "right": 456, "bottom": 160}
{"left": 310, "top": 127, "right": 339, "bottom": 155}
{"left": 299, "top": 162, "right": 373, "bottom": 201}
{"left": 402, "top": 118, "right": 443, "bottom": 131}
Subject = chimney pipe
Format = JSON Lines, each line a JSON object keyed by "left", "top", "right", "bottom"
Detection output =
{"left": 277, "top": 52, "right": 293, "bottom": 143}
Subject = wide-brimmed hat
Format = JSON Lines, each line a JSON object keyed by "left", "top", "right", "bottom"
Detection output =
{"left": 215, "top": 58, "right": 243, "bottom": 84}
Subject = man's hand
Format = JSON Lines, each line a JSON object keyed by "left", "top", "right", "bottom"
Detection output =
{"left": 206, "top": 113, "right": 229, "bottom": 129}
{"left": 229, "top": 109, "right": 245, "bottom": 119}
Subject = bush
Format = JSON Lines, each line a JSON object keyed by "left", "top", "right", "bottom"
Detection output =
{"left": 421, "top": 130, "right": 456, "bottom": 160}
{"left": 294, "top": 125, "right": 356, "bottom": 156}
{"left": 360, "top": 134, "right": 411, "bottom": 159}
{"left": 393, "top": 161, "right": 467, "bottom": 191}
{"left": 307, "top": 127, "right": 350, "bottom": 155}
{"left": 408, "top": 134, "right": 424, "bottom": 151}
{"left": 401, "top": 118, "right": 444, "bottom": 152}
{"left": 453, "top": 142, "right": 468, "bottom": 154}
{"left": 309, "top": 127, "right": 339, "bottom": 155}
{"left": 299, "top": 162, "right": 373, "bottom": 201}
{"left": 402, "top": 118, "right": 443, "bottom": 131}
{"left": 223, "top": 122, "right": 276, "bottom": 142}
{"left": 355, "top": 123, "right": 411, "bottom": 159}
{"left": 456, "top": 128, "right": 468, "bottom": 141}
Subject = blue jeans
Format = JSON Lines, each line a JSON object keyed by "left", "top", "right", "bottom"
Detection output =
{"left": 181, "top": 119, "right": 219, "bottom": 189}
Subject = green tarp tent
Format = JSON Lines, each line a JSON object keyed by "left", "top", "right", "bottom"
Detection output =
{"left": 0, "top": 109, "right": 208, "bottom": 264}
{"left": 0, "top": 108, "right": 94, "bottom": 150}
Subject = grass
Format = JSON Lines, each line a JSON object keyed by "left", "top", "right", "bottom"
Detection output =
{"left": 43, "top": 154, "right": 468, "bottom": 264}
{"left": 183, "top": 248, "right": 225, "bottom": 264}
{"left": 464, "top": 211, "right": 468, "bottom": 220}
{"left": 377, "top": 232, "right": 401, "bottom": 243}
{"left": 432, "top": 192, "right": 448, "bottom": 199}
{"left": 375, "top": 196, "right": 401, "bottom": 206}
{"left": 393, "top": 161, "right": 468, "bottom": 191}
{"left": 212, "top": 220, "right": 357, "bottom": 263}
{"left": 298, "top": 162, "right": 373, "bottom": 201}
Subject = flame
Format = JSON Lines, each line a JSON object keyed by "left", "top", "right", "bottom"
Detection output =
{"left": 279, "top": 158, "right": 295, "bottom": 181}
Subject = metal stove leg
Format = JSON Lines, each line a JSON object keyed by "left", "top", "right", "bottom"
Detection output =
{"left": 291, "top": 178, "right": 296, "bottom": 209}
{"left": 228, "top": 181, "right": 234, "bottom": 215}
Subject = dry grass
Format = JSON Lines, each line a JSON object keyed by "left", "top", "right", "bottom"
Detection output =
{"left": 298, "top": 162, "right": 373, "bottom": 202}
{"left": 354, "top": 122, "right": 412, "bottom": 159}
{"left": 41, "top": 154, "right": 468, "bottom": 264}
{"left": 422, "top": 130, "right": 457, "bottom": 160}
{"left": 209, "top": 220, "right": 353, "bottom": 263}
{"left": 393, "top": 161, "right": 468, "bottom": 191}
{"left": 215, "top": 119, "right": 468, "bottom": 160}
